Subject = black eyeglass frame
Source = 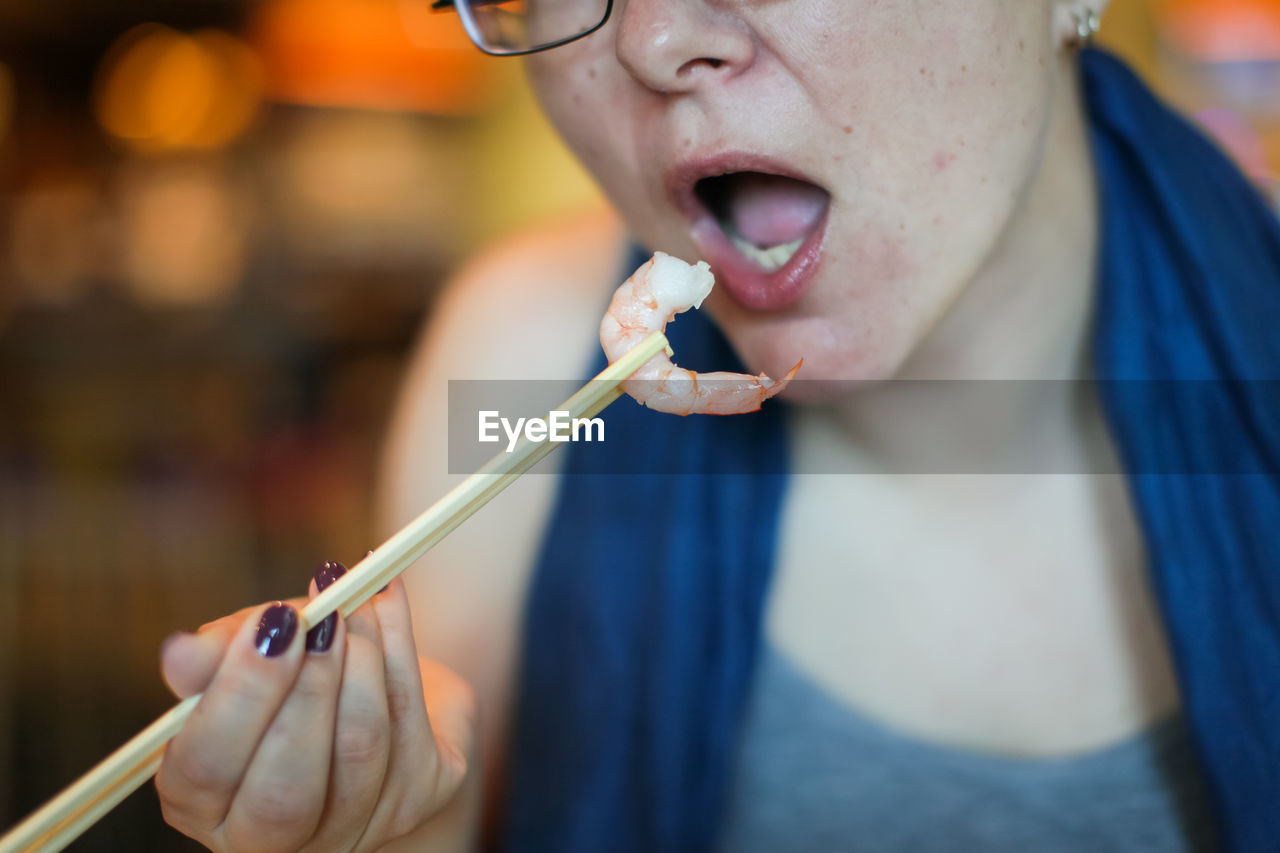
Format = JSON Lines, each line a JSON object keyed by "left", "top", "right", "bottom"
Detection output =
{"left": 431, "top": 0, "right": 615, "bottom": 56}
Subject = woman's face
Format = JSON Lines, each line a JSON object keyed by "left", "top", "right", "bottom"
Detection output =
{"left": 525, "top": 0, "right": 1067, "bottom": 384}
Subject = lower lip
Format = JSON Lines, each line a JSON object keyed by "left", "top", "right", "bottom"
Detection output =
{"left": 689, "top": 205, "right": 828, "bottom": 312}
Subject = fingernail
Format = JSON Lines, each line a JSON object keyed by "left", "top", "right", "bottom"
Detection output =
{"left": 255, "top": 603, "right": 297, "bottom": 657}
{"left": 314, "top": 560, "right": 348, "bottom": 592}
{"left": 306, "top": 613, "right": 337, "bottom": 653}
{"left": 307, "top": 561, "right": 347, "bottom": 653}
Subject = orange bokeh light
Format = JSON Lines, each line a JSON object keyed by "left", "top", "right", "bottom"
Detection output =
{"left": 1155, "top": 0, "right": 1280, "bottom": 60}
{"left": 95, "top": 24, "right": 264, "bottom": 152}
{"left": 249, "top": 0, "right": 504, "bottom": 115}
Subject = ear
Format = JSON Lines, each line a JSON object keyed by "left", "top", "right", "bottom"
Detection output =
{"left": 1052, "top": 1, "right": 1111, "bottom": 49}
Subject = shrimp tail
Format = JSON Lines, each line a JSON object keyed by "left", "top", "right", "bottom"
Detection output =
{"left": 688, "top": 359, "right": 802, "bottom": 415}
{"left": 762, "top": 358, "right": 803, "bottom": 401}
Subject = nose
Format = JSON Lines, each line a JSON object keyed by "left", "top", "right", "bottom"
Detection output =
{"left": 614, "top": 0, "right": 756, "bottom": 94}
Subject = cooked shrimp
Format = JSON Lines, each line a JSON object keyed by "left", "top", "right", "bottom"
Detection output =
{"left": 600, "top": 252, "right": 802, "bottom": 415}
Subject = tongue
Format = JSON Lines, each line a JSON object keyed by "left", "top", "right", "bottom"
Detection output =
{"left": 724, "top": 173, "right": 828, "bottom": 248}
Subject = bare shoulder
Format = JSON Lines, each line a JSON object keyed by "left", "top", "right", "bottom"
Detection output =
{"left": 428, "top": 206, "right": 628, "bottom": 378}
{"left": 376, "top": 206, "right": 627, "bottom": 846}
{"left": 380, "top": 203, "right": 628, "bottom": 535}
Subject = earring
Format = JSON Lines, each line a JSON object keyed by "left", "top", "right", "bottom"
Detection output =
{"left": 1064, "top": 6, "right": 1100, "bottom": 49}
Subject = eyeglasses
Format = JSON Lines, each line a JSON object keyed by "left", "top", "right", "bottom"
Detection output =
{"left": 431, "top": 0, "right": 615, "bottom": 56}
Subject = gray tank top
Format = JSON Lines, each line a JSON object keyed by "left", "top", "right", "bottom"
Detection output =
{"left": 717, "top": 646, "right": 1218, "bottom": 852}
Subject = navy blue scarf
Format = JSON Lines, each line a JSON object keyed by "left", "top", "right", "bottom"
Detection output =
{"left": 503, "top": 50, "right": 1280, "bottom": 852}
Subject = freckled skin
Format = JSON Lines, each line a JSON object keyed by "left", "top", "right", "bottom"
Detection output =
{"left": 523, "top": 1, "right": 1066, "bottom": 385}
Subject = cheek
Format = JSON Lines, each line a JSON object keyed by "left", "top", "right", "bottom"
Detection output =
{"left": 525, "top": 48, "right": 681, "bottom": 245}
{"left": 525, "top": 52, "right": 616, "bottom": 170}
{"left": 814, "top": 2, "right": 1050, "bottom": 178}
{"left": 817, "top": 3, "right": 1054, "bottom": 330}
{"left": 908, "top": 6, "right": 1052, "bottom": 199}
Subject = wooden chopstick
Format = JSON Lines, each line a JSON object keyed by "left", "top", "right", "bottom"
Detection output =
{"left": 0, "top": 330, "right": 670, "bottom": 853}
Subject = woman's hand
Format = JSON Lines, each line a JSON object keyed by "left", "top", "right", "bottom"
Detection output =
{"left": 154, "top": 566, "right": 476, "bottom": 853}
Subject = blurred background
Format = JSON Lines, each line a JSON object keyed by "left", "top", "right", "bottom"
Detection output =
{"left": 0, "top": 0, "right": 1276, "bottom": 848}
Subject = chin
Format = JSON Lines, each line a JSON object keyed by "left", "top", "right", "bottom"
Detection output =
{"left": 716, "top": 310, "right": 910, "bottom": 405}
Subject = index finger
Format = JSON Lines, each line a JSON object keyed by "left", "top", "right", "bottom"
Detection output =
{"left": 161, "top": 604, "right": 261, "bottom": 699}
{"left": 157, "top": 598, "right": 309, "bottom": 836}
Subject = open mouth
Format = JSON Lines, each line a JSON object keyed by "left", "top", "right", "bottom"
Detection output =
{"left": 671, "top": 160, "right": 831, "bottom": 311}
{"left": 694, "top": 172, "right": 830, "bottom": 274}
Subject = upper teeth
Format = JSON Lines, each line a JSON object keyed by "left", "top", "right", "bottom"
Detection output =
{"left": 730, "top": 233, "right": 803, "bottom": 273}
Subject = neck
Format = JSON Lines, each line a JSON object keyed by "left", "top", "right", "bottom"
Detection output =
{"left": 816, "top": 54, "right": 1106, "bottom": 475}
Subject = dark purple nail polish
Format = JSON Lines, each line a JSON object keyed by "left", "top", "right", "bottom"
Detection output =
{"left": 314, "top": 560, "right": 348, "bottom": 592}
{"left": 255, "top": 603, "right": 297, "bottom": 657}
{"left": 306, "top": 614, "right": 336, "bottom": 653}
{"left": 307, "top": 561, "right": 347, "bottom": 653}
